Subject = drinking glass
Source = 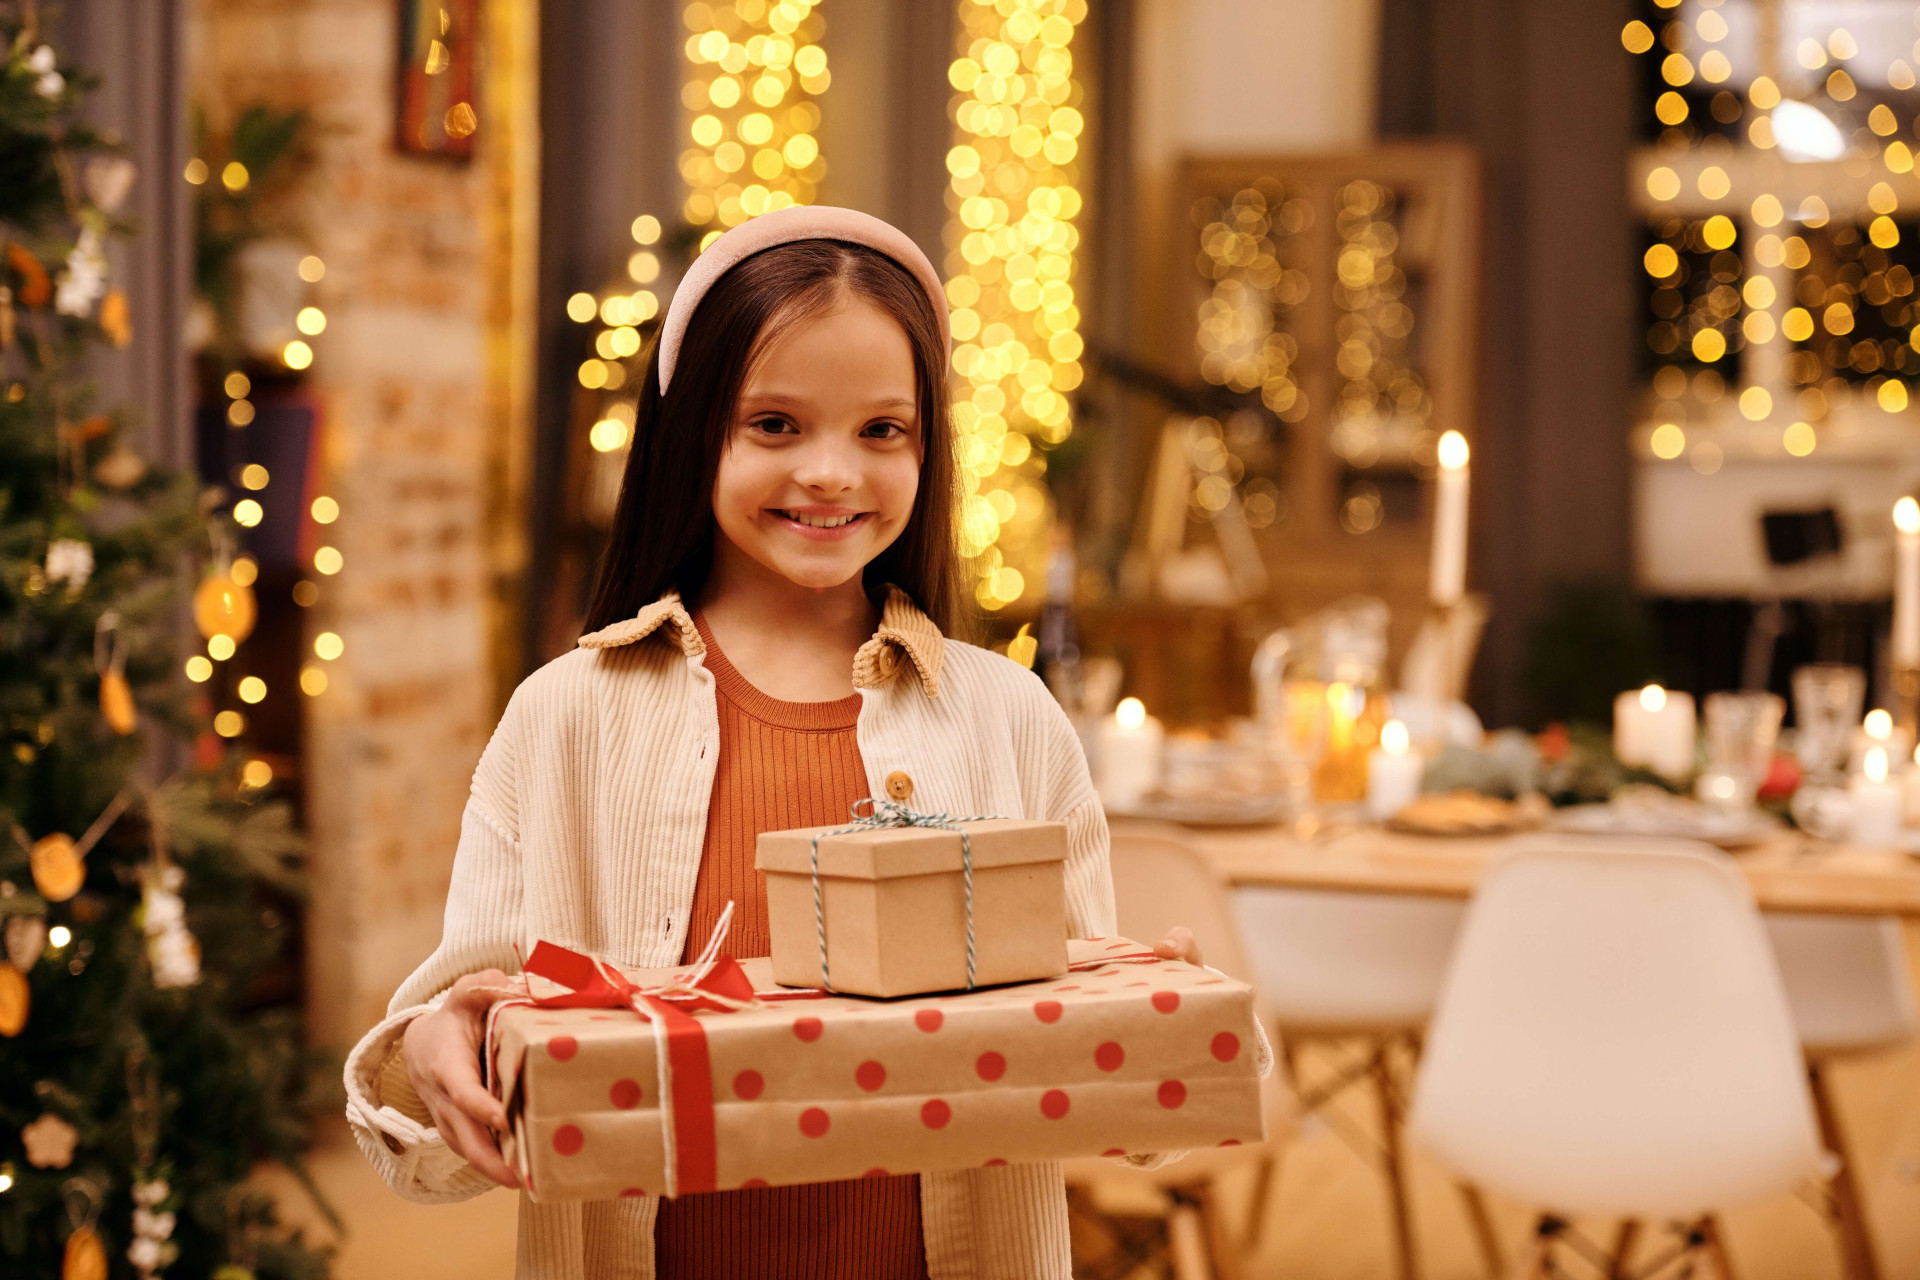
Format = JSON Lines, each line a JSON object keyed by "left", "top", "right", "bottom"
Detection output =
{"left": 1699, "top": 691, "right": 1785, "bottom": 809}
{"left": 1791, "top": 663, "right": 1866, "bottom": 784}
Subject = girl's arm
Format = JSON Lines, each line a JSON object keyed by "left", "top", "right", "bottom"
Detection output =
{"left": 343, "top": 702, "right": 528, "bottom": 1203}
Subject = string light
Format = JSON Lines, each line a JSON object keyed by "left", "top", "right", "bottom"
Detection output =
{"left": 1329, "top": 179, "right": 1429, "bottom": 488}
{"left": 679, "top": 0, "right": 829, "bottom": 237}
{"left": 943, "top": 0, "right": 1087, "bottom": 609}
{"left": 1623, "top": 15, "right": 1920, "bottom": 469}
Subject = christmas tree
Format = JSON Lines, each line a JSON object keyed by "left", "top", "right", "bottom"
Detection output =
{"left": 1, "top": 11, "right": 332, "bottom": 1279}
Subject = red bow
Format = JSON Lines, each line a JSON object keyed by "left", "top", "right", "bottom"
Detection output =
{"left": 499, "top": 918, "right": 762, "bottom": 1198}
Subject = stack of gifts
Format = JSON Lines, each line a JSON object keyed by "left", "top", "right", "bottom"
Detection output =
{"left": 487, "top": 805, "right": 1267, "bottom": 1201}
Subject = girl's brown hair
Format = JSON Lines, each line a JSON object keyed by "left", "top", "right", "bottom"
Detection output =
{"left": 583, "top": 240, "right": 963, "bottom": 636}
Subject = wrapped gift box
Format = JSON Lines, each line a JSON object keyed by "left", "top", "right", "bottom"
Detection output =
{"left": 490, "top": 937, "right": 1265, "bottom": 1202}
{"left": 755, "top": 816, "right": 1068, "bottom": 996}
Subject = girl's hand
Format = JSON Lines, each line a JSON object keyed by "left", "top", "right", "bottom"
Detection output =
{"left": 1153, "top": 926, "right": 1205, "bottom": 969}
{"left": 402, "top": 969, "right": 522, "bottom": 1189}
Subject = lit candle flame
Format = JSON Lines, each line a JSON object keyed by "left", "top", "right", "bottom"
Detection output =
{"left": 1866, "top": 744, "right": 1889, "bottom": 783}
{"left": 1865, "top": 708, "right": 1893, "bottom": 740}
{"left": 1639, "top": 683, "right": 1667, "bottom": 713}
{"left": 1116, "top": 697, "right": 1146, "bottom": 731}
{"left": 1381, "top": 719, "right": 1410, "bottom": 756}
{"left": 1896, "top": 496, "right": 1920, "bottom": 536}
{"left": 1437, "top": 429, "right": 1470, "bottom": 471}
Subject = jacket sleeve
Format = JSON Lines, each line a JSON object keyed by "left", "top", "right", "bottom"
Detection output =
{"left": 342, "top": 693, "right": 528, "bottom": 1204}
{"left": 1030, "top": 681, "right": 1116, "bottom": 941}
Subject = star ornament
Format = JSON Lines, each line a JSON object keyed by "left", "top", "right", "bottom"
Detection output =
{"left": 22, "top": 1112, "right": 77, "bottom": 1169}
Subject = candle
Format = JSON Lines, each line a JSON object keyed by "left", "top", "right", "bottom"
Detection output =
{"left": 1851, "top": 744, "right": 1904, "bottom": 847}
{"left": 1614, "top": 683, "right": 1697, "bottom": 780}
{"left": 1904, "top": 743, "right": 1920, "bottom": 825}
{"left": 1366, "top": 719, "right": 1424, "bottom": 821}
{"left": 1853, "top": 707, "right": 1915, "bottom": 773}
{"left": 1098, "top": 696, "right": 1164, "bottom": 809}
{"left": 1896, "top": 497, "right": 1920, "bottom": 669}
{"left": 1429, "top": 430, "right": 1470, "bottom": 607}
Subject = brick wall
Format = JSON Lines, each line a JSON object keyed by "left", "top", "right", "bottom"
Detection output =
{"left": 188, "top": 0, "right": 529, "bottom": 1047}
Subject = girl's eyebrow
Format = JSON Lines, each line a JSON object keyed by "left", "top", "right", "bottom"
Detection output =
{"left": 738, "top": 390, "right": 917, "bottom": 412}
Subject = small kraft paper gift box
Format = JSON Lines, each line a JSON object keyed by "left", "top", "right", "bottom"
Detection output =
{"left": 489, "top": 936, "right": 1268, "bottom": 1202}
{"left": 755, "top": 806, "right": 1068, "bottom": 997}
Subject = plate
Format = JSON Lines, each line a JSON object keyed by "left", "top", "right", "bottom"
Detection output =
{"left": 1549, "top": 799, "right": 1783, "bottom": 849}
{"left": 1387, "top": 791, "right": 1545, "bottom": 838}
{"left": 1105, "top": 794, "right": 1292, "bottom": 827}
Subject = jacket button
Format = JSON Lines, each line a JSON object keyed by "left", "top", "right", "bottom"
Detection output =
{"left": 884, "top": 771, "right": 914, "bottom": 802}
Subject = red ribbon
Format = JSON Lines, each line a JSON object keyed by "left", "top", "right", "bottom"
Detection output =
{"left": 512, "top": 941, "right": 761, "bottom": 1196}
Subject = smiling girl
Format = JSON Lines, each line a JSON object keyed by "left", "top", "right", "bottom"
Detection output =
{"left": 342, "top": 207, "right": 1199, "bottom": 1279}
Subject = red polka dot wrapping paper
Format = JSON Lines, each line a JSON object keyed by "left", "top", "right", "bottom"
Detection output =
{"left": 490, "top": 937, "right": 1266, "bottom": 1203}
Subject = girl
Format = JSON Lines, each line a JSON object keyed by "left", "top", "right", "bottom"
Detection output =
{"left": 342, "top": 207, "right": 1201, "bottom": 1279}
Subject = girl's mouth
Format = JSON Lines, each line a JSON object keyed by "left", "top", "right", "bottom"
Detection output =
{"left": 772, "top": 509, "right": 871, "bottom": 538}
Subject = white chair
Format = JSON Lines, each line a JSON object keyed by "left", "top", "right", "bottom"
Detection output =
{"left": 1765, "top": 912, "right": 1918, "bottom": 1280}
{"left": 1063, "top": 829, "right": 1295, "bottom": 1280}
{"left": 1231, "top": 885, "right": 1489, "bottom": 1280}
{"left": 1409, "top": 839, "right": 1826, "bottom": 1278}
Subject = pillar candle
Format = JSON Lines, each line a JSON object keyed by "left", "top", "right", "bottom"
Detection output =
{"left": 1894, "top": 497, "right": 1920, "bottom": 668}
{"left": 1366, "top": 719, "right": 1424, "bottom": 821}
{"left": 1851, "top": 745, "right": 1904, "bottom": 847}
{"left": 1614, "top": 683, "right": 1696, "bottom": 779}
{"left": 1429, "top": 430, "right": 1470, "bottom": 607}
{"left": 1098, "top": 697, "right": 1163, "bottom": 810}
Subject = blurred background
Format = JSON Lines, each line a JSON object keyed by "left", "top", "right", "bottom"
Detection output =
{"left": 26, "top": 0, "right": 1920, "bottom": 1276}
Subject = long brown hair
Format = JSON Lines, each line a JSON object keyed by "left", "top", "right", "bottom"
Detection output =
{"left": 583, "top": 240, "right": 963, "bottom": 636}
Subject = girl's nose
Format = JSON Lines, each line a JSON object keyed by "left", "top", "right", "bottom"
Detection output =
{"left": 789, "top": 434, "right": 863, "bottom": 493}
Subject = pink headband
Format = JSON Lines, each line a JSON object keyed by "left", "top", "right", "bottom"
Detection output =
{"left": 656, "top": 205, "right": 951, "bottom": 392}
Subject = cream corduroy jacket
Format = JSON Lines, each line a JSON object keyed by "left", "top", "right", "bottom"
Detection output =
{"left": 342, "top": 588, "right": 1117, "bottom": 1279}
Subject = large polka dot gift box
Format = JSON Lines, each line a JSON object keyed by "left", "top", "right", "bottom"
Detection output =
{"left": 489, "top": 937, "right": 1268, "bottom": 1202}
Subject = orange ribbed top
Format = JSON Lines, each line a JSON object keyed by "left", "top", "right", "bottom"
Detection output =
{"left": 654, "top": 612, "right": 928, "bottom": 1280}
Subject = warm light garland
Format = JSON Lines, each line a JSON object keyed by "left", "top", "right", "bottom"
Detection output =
{"left": 943, "top": 0, "right": 1087, "bottom": 610}
{"left": 1624, "top": 8, "right": 1920, "bottom": 469}
{"left": 680, "top": 0, "right": 829, "bottom": 242}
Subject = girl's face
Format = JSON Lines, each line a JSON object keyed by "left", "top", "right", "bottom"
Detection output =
{"left": 711, "top": 297, "right": 923, "bottom": 592}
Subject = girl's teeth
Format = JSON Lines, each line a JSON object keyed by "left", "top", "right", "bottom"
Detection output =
{"left": 786, "top": 511, "right": 857, "bottom": 529}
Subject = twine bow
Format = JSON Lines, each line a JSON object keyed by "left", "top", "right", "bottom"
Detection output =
{"left": 809, "top": 797, "right": 999, "bottom": 992}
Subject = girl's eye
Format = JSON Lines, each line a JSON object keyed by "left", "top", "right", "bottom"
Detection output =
{"left": 863, "top": 420, "right": 908, "bottom": 439}
{"left": 748, "top": 416, "right": 796, "bottom": 435}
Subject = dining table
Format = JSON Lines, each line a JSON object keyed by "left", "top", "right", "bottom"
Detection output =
{"left": 1108, "top": 816, "right": 1920, "bottom": 917}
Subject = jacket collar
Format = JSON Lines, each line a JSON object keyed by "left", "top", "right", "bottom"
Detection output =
{"left": 577, "top": 585, "right": 944, "bottom": 698}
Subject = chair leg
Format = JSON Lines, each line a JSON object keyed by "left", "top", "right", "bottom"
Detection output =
{"left": 1808, "top": 1061, "right": 1883, "bottom": 1280}
{"left": 1241, "top": 1147, "right": 1282, "bottom": 1254}
{"left": 1607, "top": 1219, "right": 1640, "bottom": 1280}
{"left": 1457, "top": 1181, "right": 1505, "bottom": 1279}
{"left": 1167, "top": 1197, "right": 1214, "bottom": 1280}
{"left": 1372, "top": 1040, "right": 1422, "bottom": 1280}
{"left": 1503, "top": 1217, "right": 1556, "bottom": 1280}
{"left": 1698, "top": 1215, "right": 1738, "bottom": 1280}
{"left": 1188, "top": 1181, "right": 1244, "bottom": 1280}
